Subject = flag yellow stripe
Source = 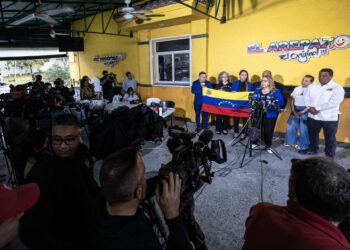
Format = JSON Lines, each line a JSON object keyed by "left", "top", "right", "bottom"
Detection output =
{"left": 202, "top": 87, "right": 251, "bottom": 100}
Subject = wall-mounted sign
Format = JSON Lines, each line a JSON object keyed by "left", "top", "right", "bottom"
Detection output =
{"left": 247, "top": 35, "right": 350, "bottom": 63}
{"left": 93, "top": 53, "right": 126, "bottom": 67}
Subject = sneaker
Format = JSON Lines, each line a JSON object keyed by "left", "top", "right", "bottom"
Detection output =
{"left": 284, "top": 144, "right": 291, "bottom": 147}
{"left": 266, "top": 149, "right": 273, "bottom": 154}
{"left": 233, "top": 133, "right": 239, "bottom": 138}
{"left": 294, "top": 145, "right": 301, "bottom": 150}
{"left": 216, "top": 131, "right": 221, "bottom": 135}
{"left": 298, "top": 149, "right": 317, "bottom": 155}
{"left": 223, "top": 130, "right": 228, "bottom": 135}
{"left": 251, "top": 144, "right": 257, "bottom": 149}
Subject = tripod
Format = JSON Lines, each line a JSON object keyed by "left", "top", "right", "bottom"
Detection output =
{"left": 231, "top": 105, "right": 282, "bottom": 168}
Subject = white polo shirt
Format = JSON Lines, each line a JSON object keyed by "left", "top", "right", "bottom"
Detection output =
{"left": 291, "top": 86, "right": 308, "bottom": 107}
{"left": 305, "top": 81, "right": 345, "bottom": 121}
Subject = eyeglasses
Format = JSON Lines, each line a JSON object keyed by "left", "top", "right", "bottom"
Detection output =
{"left": 261, "top": 80, "right": 268, "bottom": 82}
{"left": 52, "top": 135, "right": 79, "bottom": 146}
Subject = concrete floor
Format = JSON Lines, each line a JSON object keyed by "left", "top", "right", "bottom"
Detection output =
{"left": 1, "top": 122, "right": 350, "bottom": 250}
{"left": 139, "top": 122, "right": 350, "bottom": 250}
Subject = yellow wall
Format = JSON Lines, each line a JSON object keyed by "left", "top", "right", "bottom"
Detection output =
{"left": 69, "top": 10, "right": 139, "bottom": 83}
{"left": 207, "top": 0, "right": 350, "bottom": 86}
{"left": 70, "top": 0, "right": 350, "bottom": 143}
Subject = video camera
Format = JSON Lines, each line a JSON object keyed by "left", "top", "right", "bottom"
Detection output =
{"left": 146, "top": 126, "right": 227, "bottom": 209}
{"left": 249, "top": 91, "right": 282, "bottom": 112}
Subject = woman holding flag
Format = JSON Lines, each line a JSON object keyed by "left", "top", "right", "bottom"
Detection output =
{"left": 231, "top": 70, "right": 253, "bottom": 139}
{"left": 254, "top": 76, "right": 284, "bottom": 153}
{"left": 215, "top": 71, "right": 232, "bottom": 135}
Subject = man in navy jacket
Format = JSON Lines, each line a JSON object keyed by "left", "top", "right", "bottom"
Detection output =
{"left": 191, "top": 72, "right": 212, "bottom": 131}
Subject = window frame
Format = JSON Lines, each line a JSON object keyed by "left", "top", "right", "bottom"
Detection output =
{"left": 150, "top": 35, "right": 192, "bottom": 87}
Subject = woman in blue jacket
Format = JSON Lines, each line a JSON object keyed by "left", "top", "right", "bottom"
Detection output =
{"left": 231, "top": 70, "right": 253, "bottom": 139}
{"left": 254, "top": 76, "right": 284, "bottom": 152}
{"left": 191, "top": 72, "right": 212, "bottom": 131}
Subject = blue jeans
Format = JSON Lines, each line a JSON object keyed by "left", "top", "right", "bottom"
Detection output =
{"left": 194, "top": 103, "right": 208, "bottom": 128}
{"left": 284, "top": 106, "right": 309, "bottom": 148}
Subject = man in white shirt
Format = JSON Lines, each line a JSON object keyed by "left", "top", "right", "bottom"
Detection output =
{"left": 284, "top": 75, "right": 314, "bottom": 149}
{"left": 299, "top": 68, "right": 345, "bottom": 158}
{"left": 122, "top": 72, "right": 137, "bottom": 93}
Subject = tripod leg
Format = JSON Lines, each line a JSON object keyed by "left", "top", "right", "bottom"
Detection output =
{"left": 240, "top": 139, "right": 250, "bottom": 168}
{"left": 268, "top": 147, "right": 282, "bottom": 160}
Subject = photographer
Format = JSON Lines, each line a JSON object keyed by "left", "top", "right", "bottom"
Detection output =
{"left": 50, "top": 78, "right": 75, "bottom": 103}
{"left": 254, "top": 76, "right": 284, "bottom": 153}
{"left": 100, "top": 70, "right": 114, "bottom": 102}
{"left": 91, "top": 147, "right": 193, "bottom": 250}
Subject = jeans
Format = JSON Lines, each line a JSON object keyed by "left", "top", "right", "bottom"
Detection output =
{"left": 194, "top": 103, "right": 209, "bottom": 128}
{"left": 284, "top": 106, "right": 309, "bottom": 148}
{"left": 307, "top": 118, "right": 339, "bottom": 158}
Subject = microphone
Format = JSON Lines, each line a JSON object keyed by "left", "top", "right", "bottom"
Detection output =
{"left": 198, "top": 129, "right": 214, "bottom": 145}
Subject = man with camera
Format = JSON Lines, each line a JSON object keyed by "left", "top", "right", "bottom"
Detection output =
{"left": 91, "top": 147, "right": 193, "bottom": 250}
{"left": 101, "top": 70, "right": 114, "bottom": 102}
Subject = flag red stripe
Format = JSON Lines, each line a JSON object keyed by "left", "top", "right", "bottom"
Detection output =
{"left": 202, "top": 104, "right": 250, "bottom": 117}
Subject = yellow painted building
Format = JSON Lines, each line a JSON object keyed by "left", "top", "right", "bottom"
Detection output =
{"left": 69, "top": 0, "right": 350, "bottom": 143}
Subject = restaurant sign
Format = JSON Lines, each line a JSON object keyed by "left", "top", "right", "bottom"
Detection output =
{"left": 93, "top": 53, "right": 126, "bottom": 67}
{"left": 247, "top": 35, "right": 350, "bottom": 63}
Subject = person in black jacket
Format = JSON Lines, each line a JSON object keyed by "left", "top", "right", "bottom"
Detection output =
{"left": 91, "top": 147, "right": 193, "bottom": 250}
{"left": 215, "top": 71, "right": 232, "bottom": 135}
{"left": 253, "top": 70, "right": 288, "bottom": 109}
{"left": 20, "top": 114, "right": 99, "bottom": 250}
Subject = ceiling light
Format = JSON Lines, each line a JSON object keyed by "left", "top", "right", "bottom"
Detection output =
{"left": 124, "top": 13, "right": 133, "bottom": 20}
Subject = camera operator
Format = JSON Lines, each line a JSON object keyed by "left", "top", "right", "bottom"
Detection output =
{"left": 31, "top": 75, "right": 45, "bottom": 92}
{"left": 253, "top": 76, "right": 284, "bottom": 153}
{"left": 50, "top": 78, "right": 75, "bottom": 103}
{"left": 101, "top": 70, "right": 114, "bottom": 102}
{"left": 91, "top": 147, "right": 193, "bottom": 250}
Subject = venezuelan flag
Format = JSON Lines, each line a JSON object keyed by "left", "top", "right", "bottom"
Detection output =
{"left": 201, "top": 87, "right": 251, "bottom": 117}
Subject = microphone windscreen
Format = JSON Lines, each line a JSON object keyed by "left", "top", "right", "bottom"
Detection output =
{"left": 198, "top": 129, "right": 214, "bottom": 145}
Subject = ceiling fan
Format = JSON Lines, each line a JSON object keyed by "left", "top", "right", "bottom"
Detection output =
{"left": 8, "top": 0, "right": 74, "bottom": 27}
{"left": 113, "top": 0, "right": 165, "bottom": 24}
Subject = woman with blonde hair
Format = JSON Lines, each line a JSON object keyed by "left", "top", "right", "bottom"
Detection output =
{"left": 215, "top": 71, "right": 232, "bottom": 135}
{"left": 253, "top": 76, "right": 284, "bottom": 153}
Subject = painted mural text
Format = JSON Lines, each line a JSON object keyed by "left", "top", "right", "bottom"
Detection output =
{"left": 247, "top": 35, "right": 350, "bottom": 63}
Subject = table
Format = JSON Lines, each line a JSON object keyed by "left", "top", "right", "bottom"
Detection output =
{"left": 105, "top": 101, "right": 175, "bottom": 118}
{"left": 104, "top": 101, "right": 140, "bottom": 113}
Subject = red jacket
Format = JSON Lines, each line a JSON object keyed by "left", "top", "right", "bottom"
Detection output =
{"left": 242, "top": 200, "right": 350, "bottom": 250}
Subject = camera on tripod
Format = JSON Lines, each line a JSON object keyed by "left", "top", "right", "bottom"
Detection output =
{"left": 146, "top": 126, "right": 227, "bottom": 208}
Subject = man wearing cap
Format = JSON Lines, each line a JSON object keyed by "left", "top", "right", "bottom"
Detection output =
{"left": 0, "top": 183, "right": 40, "bottom": 249}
